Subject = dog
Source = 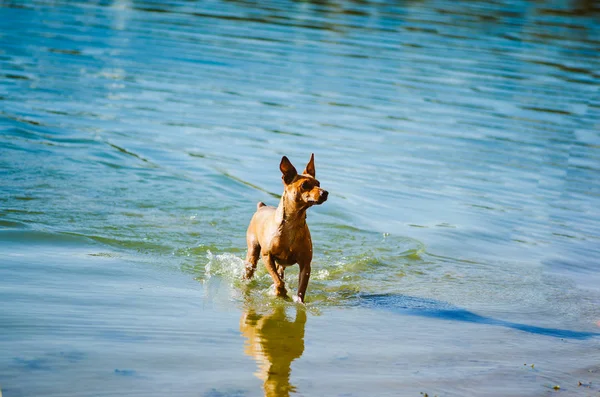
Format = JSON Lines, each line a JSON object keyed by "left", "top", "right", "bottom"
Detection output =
{"left": 243, "top": 154, "right": 328, "bottom": 303}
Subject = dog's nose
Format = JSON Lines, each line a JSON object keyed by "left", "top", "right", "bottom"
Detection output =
{"left": 321, "top": 189, "right": 328, "bottom": 200}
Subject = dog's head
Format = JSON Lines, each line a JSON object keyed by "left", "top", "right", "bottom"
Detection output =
{"left": 280, "top": 153, "right": 328, "bottom": 207}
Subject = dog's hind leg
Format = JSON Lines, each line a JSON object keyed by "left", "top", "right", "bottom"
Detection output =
{"left": 276, "top": 264, "right": 285, "bottom": 281}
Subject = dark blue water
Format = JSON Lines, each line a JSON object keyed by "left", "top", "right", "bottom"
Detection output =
{"left": 1, "top": 0, "right": 599, "bottom": 396}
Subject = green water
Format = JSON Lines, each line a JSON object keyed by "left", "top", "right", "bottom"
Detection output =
{"left": 1, "top": 0, "right": 600, "bottom": 396}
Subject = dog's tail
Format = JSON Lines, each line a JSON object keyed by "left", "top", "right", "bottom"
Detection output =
{"left": 256, "top": 202, "right": 266, "bottom": 210}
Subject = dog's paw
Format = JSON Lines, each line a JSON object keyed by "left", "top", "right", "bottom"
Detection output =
{"left": 276, "top": 287, "right": 288, "bottom": 297}
{"left": 292, "top": 295, "right": 305, "bottom": 304}
{"left": 268, "top": 284, "right": 288, "bottom": 297}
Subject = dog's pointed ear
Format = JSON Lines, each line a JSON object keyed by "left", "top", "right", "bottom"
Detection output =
{"left": 280, "top": 156, "right": 298, "bottom": 184}
{"left": 303, "top": 153, "right": 315, "bottom": 177}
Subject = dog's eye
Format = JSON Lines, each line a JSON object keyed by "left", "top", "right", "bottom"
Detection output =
{"left": 301, "top": 181, "right": 311, "bottom": 190}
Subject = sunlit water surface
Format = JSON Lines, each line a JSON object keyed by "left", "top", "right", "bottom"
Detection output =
{"left": 1, "top": 0, "right": 599, "bottom": 396}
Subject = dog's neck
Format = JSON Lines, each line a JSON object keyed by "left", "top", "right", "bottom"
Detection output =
{"left": 275, "top": 193, "right": 307, "bottom": 228}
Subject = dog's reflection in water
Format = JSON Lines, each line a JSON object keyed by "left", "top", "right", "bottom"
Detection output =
{"left": 240, "top": 304, "right": 307, "bottom": 397}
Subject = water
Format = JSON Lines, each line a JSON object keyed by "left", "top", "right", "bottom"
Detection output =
{"left": 1, "top": 0, "right": 599, "bottom": 395}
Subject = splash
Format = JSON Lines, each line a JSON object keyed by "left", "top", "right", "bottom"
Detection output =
{"left": 204, "top": 250, "right": 246, "bottom": 281}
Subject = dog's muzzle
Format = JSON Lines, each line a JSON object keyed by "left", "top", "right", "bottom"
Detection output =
{"left": 317, "top": 189, "right": 328, "bottom": 204}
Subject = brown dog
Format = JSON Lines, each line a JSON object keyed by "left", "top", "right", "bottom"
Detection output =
{"left": 243, "top": 154, "right": 328, "bottom": 303}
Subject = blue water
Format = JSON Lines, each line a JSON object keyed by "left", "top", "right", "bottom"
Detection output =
{"left": 1, "top": 0, "right": 600, "bottom": 396}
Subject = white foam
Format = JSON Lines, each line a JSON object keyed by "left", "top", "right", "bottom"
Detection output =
{"left": 315, "top": 269, "right": 330, "bottom": 280}
{"left": 204, "top": 250, "right": 245, "bottom": 280}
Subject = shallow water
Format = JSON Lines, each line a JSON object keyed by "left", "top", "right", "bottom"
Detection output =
{"left": 1, "top": 0, "right": 600, "bottom": 396}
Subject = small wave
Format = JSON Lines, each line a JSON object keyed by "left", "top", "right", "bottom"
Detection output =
{"left": 0, "top": 220, "right": 28, "bottom": 229}
{"left": 0, "top": 230, "right": 90, "bottom": 246}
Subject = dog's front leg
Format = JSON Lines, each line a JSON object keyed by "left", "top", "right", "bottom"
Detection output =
{"left": 296, "top": 260, "right": 311, "bottom": 303}
{"left": 263, "top": 254, "right": 287, "bottom": 297}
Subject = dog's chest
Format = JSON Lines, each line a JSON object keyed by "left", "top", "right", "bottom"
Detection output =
{"left": 269, "top": 225, "right": 311, "bottom": 265}
{"left": 272, "top": 247, "right": 296, "bottom": 266}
